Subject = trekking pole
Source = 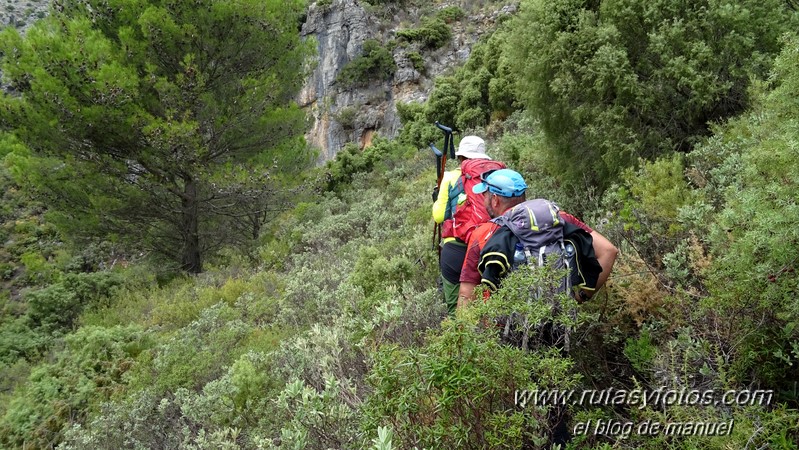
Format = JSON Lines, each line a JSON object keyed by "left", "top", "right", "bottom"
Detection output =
{"left": 434, "top": 122, "right": 457, "bottom": 159}
{"left": 430, "top": 122, "right": 458, "bottom": 258}
{"left": 429, "top": 143, "right": 445, "bottom": 253}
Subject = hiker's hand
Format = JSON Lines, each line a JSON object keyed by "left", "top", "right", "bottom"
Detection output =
{"left": 432, "top": 186, "right": 440, "bottom": 202}
{"left": 575, "top": 290, "right": 590, "bottom": 303}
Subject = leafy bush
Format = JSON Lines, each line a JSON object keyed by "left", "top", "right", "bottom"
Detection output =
{"left": 436, "top": 6, "right": 465, "bottom": 24}
{"left": 692, "top": 35, "right": 799, "bottom": 391}
{"left": 395, "top": 101, "right": 439, "bottom": 150}
{"left": 0, "top": 318, "right": 45, "bottom": 364}
{"left": 334, "top": 105, "right": 358, "bottom": 129}
{"left": 396, "top": 17, "right": 452, "bottom": 49}
{"left": 406, "top": 51, "right": 424, "bottom": 73}
{"left": 603, "top": 154, "right": 699, "bottom": 268}
{"left": 0, "top": 262, "right": 14, "bottom": 280}
{"left": 128, "top": 302, "right": 254, "bottom": 393}
{"left": 25, "top": 271, "right": 124, "bottom": 332}
{"left": 351, "top": 246, "right": 414, "bottom": 297}
{"left": 337, "top": 39, "right": 396, "bottom": 88}
{"left": 395, "top": 27, "right": 520, "bottom": 144}
{"left": 324, "top": 137, "right": 412, "bottom": 191}
{"left": 623, "top": 326, "right": 657, "bottom": 373}
{"left": 61, "top": 351, "right": 277, "bottom": 449}
{"left": 0, "top": 325, "right": 148, "bottom": 449}
{"left": 507, "top": 0, "right": 797, "bottom": 191}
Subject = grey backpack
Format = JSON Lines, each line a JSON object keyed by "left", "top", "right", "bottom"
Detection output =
{"left": 492, "top": 199, "right": 575, "bottom": 350}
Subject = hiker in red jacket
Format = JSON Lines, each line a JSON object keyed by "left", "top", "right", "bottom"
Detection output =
{"left": 457, "top": 169, "right": 618, "bottom": 308}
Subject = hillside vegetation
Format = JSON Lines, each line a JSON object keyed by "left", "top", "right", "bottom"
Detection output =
{"left": 1, "top": 0, "right": 798, "bottom": 448}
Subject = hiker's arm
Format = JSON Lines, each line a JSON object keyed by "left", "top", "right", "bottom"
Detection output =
{"left": 479, "top": 254, "right": 506, "bottom": 294}
{"left": 458, "top": 240, "right": 483, "bottom": 309}
{"left": 457, "top": 282, "right": 477, "bottom": 309}
{"left": 477, "top": 228, "right": 513, "bottom": 294}
{"left": 591, "top": 230, "right": 618, "bottom": 294}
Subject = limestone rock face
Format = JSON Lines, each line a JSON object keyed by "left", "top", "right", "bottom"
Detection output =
{"left": 300, "top": 0, "right": 511, "bottom": 161}
{"left": 300, "top": 0, "right": 368, "bottom": 160}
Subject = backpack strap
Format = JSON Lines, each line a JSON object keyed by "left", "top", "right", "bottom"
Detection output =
{"left": 444, "top": 176, "right": 464, "bottom": 220}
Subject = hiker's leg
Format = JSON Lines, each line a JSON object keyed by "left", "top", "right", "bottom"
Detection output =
{"left": 441, "top": 277, "right": 459, "bottom": 315}
{"left": 439, "top": 241, "right": 468, "bottom": 316}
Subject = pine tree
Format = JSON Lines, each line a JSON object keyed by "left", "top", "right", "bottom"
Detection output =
{"left": 0, "top": 0, "right": 313, "bottom": 272}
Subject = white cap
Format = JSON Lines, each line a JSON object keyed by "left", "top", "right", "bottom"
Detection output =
{"left": 454, "top": 136, "right": 489, "bottom": 159}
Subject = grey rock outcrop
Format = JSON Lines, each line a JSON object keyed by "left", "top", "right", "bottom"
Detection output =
{"left": 300, "top": 0, "right": 377, "bottom": 160}
{"left": 300, "top": 0, "right": 512, "bottom": 161}
{"left": 0, "top": 0, "right": 49, "bottom": 33}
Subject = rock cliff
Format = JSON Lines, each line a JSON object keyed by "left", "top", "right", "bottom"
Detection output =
{"left": 300, "top": 0, "right": 515, "bottom": 160}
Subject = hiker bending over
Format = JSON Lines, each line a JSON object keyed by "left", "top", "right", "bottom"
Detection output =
{"left": 457, "top": 169, "right": 618, "bottom": 308}
{"left": 454, "top": 169, "right": 618, "bottom": 448}
{"left": 432, "top": 136, "right": 505, "bottom": 315}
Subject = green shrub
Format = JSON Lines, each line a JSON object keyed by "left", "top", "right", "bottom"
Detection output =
{"left": 0, "top": 318, "right": 45, "bottom": 364}
{"left": 351, "top": 246, "right": 414, "bottom": 297}
{"left": 25, "top": 271, "right": 124, "bottom": 332}
{"left": 664, "top": 35, "right": 799, "bottom": 393}
{"left": 0, "top": 262, "right": 14, "bottom": 280}
{"left": 129, "top": 303, "right": 253, "bottom": 393}
{"left": 395, "top": 26, "right": 520, "bottom": 140}
{"left": 396, "top": 17, "right": 452, "bottom": 49}
{"left": 61, "top": 351, "right": 277, "bottom": 449}
{"left": 0, "top": 325, "right": 148, "bottom": 449}
{"left": 623, "top": 326, "right": 657, "bottom": 373}
{"left": 395, "top": 101, "right": 437, "bottom": 149}
{"left": 507, "top": 0, "right": 797, "bottom": 191}
{"left": 436, "top": 6, "right": 465, "bottom": 24}
{"left": 324, "top": 137, "right": 412, "bottom": 191}
{"left": 337, "top": 39, "right": 396, "bottom": 88}
{"left": 603, "top": 153, "right": 698, "bottom": 267}
{"left": 334, "top": 105, "right": 358, "bottom": 129}
{"left": 406, "top": 51, "right": 424, "bottom": 73}
{"left": 19, "top": 251, "right": 51, "bottom": 283}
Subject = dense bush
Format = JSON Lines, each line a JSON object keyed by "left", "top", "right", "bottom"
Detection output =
{"left": 0, "top": 325, "right": 148, "bottom": 449}
{"left": 507, "top": 0, "right": 797, "bottom": 191}
{"left": 25, "top": 271, "right": 124, "bottom": 331}
{"left": 691, "top": 34, "right": 799, "bottom": 393}
{"left": 436, "top": 6, "right": 465, "bottom": 24}
{"left": 406, "top": 51, "right": 424, "bottom": 73}
{"left": 60, "top": 313, "right": 282, "bottom": 449}
{"left": 323, "top": 136, "right": 413, "bottom": 191}
{"left": 336, "top": 39, "right": 396, "bottom": 88}
{"left": 396, "top": 17, "right": 452, "bottom": 49}
{"left": 396, "top": 26, "right": 519, "bottom": 149}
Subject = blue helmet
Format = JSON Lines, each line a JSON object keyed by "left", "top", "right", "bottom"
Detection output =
{"left": 472, "top": 169, "right": 527, "bottom": 197}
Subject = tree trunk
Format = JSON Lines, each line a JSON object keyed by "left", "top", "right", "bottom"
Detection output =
{"left": 181, "top": 178, "right": 202, "bottom": 273}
